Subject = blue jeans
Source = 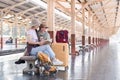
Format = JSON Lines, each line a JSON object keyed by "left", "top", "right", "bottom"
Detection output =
{"left": 30, "top": 44, "right": 55, "bottom": 59}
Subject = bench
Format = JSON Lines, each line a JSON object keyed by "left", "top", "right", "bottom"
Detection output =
{"left": 20, "top": 56, "right": 39, "bottom": 74}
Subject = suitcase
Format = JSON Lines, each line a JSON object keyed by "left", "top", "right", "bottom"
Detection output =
{"left": 51, "top": 43, "right": 69, "bottom": 70}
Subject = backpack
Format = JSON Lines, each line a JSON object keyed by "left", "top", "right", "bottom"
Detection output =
{"left": 56, "top": 30, "right": 68, "bottom": 43}
{"left": 37, "top": 52, "right": 57, "bottom": 76}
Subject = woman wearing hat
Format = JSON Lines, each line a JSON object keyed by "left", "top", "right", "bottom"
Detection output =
{"left": 15, "top": 19, "right": 63, "bottom": 65}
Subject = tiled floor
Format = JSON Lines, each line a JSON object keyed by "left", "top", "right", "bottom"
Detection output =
{"left": 0, "top": 42, "right": 120, "bottom": 80}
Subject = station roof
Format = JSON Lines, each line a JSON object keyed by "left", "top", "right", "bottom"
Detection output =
{"left": 0, "top": 0, "right": 119, "bottom": 37}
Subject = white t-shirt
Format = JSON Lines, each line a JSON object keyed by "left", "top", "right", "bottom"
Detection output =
{"left": 27, "top": 29, "right": 38, "bottom": 42}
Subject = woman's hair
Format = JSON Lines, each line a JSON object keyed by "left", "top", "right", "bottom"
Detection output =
{"left": 39, "top": 22, "right": 47, "bottom": 31}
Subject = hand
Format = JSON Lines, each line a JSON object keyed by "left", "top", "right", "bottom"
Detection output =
{"left": 39, "top": 40, "right": 45, "bottom": 45}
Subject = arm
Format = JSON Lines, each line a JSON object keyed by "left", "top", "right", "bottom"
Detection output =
{"left": 40, "top": 32, "right": 52, "bottom": 45}
{"left": 27, "top": 34, "right": 40, "bottom": 45}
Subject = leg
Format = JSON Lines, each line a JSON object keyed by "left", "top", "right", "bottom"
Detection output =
{"left": 43, "top": 45, "right": 55, "bottom": 59}
{"left": 15, "top": 48, "right": 27, "bottom": 64}
{"left": 30, "top": 44, "right": 55, "bottom": 58}
{"left": 24, "top": 48, "right": 29, "bottom": 56}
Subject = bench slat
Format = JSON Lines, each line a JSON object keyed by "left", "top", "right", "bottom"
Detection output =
{"left": 20, "top": 56, "right": 37, "bottom": 61}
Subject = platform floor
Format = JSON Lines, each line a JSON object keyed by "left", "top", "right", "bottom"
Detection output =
{"left": 0, "top": 42, "right": 120, "bottom": 80}
{"left": 0, "top": 44, "right": 26, "bottom": 51}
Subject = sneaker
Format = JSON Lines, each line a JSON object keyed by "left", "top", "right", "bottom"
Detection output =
{"left": 52, "top": 59, "right": 63, "bottom": 65}
{"left": 15, "top": 59, "right": 25, "bottom": 64}
{"left": 34, "top": 60, "right": 39, "bottom": 67}
{"left": 35, "top": 60, "right": 38, "bottom": 65}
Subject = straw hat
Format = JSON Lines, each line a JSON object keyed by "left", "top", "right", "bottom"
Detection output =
{"left": 31, "top": 18, "right": 40, "bottom": 27}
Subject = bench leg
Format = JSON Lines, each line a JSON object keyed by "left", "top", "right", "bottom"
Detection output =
{"left": 23, "top": 60, "right": 39, "bottom": 74}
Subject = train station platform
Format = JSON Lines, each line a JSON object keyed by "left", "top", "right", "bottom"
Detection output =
{"left": 0, "top": 42, "right": 120, "bottom": 80}
{"left": 0, "top": 44, "right": 26, "bottom": 56}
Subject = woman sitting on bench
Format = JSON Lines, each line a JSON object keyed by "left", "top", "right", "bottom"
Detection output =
{"left": 15, "top": 18, "right": 63, "bottom": 65}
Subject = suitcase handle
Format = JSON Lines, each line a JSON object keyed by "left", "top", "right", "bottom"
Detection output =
{"left": 63, "top": 46, "right": 65, "bottom": 51}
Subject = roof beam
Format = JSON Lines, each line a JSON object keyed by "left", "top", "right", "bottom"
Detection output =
{"left": 76, "top": 0, "right": 103, "bottom": 14}
{"left": 1, "top": 1, "right": 27, "bottom": 11}
{"left": 16, "top": 6, "right": 40, "bottom": 15}
{"left": 55, "top": 1, "right": 84, "bottom": 24}
{"left": 27, "top": 10, "right": 46, "bottom": 18}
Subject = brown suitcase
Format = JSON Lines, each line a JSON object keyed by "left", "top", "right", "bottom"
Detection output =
{"left": 51, "top": 43, "right": 69, "bottom": 70}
